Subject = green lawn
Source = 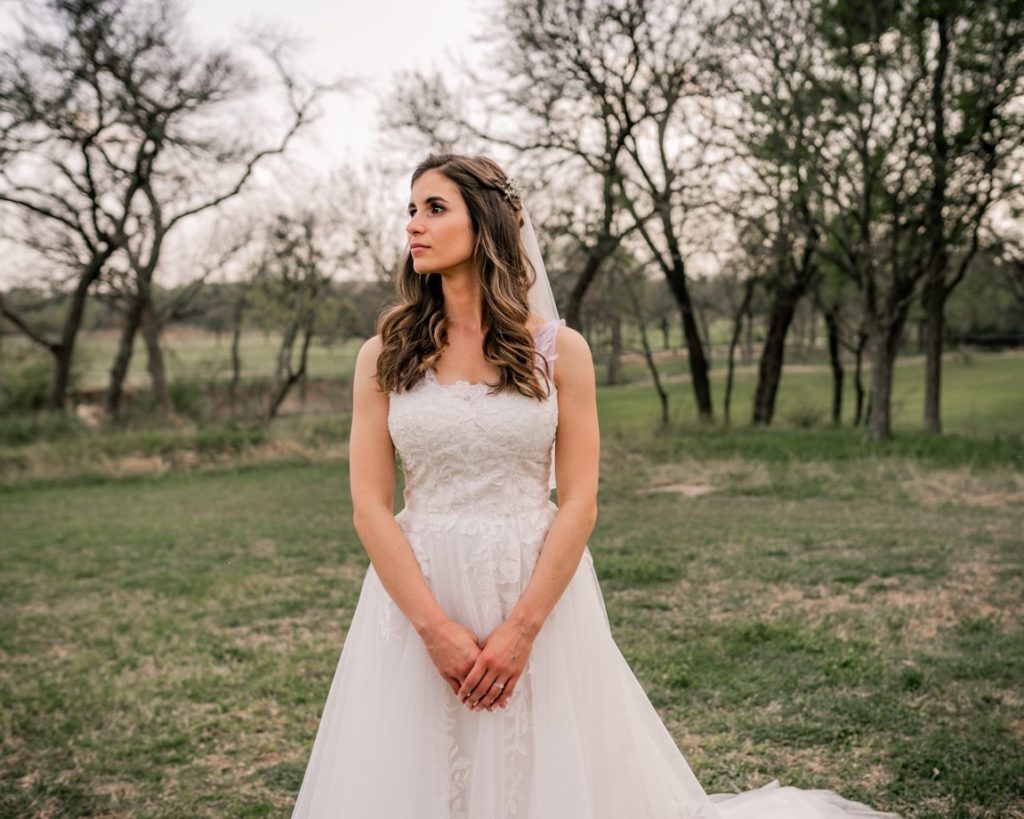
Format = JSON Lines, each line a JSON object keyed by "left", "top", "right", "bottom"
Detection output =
{"left": 1, "top": 349, "right": 1022, "bottom": 817}
{"left": 600, "top": 348, "right": 1024, "bottom": 437}
{"left": 46, "top": 328, "right": 1024, "bottom": 437}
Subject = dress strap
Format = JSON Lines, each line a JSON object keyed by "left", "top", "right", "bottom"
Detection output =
{"left": 535, "top": 318, "right": 567, "bottom": 380}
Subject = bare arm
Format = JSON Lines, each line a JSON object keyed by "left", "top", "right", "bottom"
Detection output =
{"left": 350, "top": 336, "right": 485, "bottom": 695}
{"left": 348, "top": 334, "right": 449, "bottom": 636}
{"left": 457, "top": 326, "right": 600, "bottom": 712}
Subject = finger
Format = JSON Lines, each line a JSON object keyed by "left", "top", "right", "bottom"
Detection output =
{"left": 457, "top": 659, "right": 486, "bottom": 700}
{"left": 466, "top": 670, "right": 499, "bottom": 709}
{"left": 445, "top": 676, "right": 461, "bottom": 697}
{"left": 479, "top": 679, "right": 506, "bottom": 710}
{"left": 488, "top": 677, "right": 513, "bottom": 710}
{"left": 491, "top": 675, "right": 518, "bottom": 709}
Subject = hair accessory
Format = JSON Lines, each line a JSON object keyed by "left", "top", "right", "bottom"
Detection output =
{"left": 502, "top": 176, "right": 522, "bottom": 208}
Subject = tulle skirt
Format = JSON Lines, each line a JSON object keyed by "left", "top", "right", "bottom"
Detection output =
{"left": 291, "top": 502, "right": 899, "bottom": 818}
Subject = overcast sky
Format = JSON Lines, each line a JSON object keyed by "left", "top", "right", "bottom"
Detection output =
{"left": 0, "top": 0, "right": 497, "bottom": 285}
{"left": 0, "top": 0, "right": 490, "bottom": 167}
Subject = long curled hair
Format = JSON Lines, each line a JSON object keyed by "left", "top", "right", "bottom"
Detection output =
{"left": 375, "top": 153, "right": 552, "bottom": 400}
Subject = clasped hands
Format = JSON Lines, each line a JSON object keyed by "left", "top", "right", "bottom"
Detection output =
{"left": 422, "top": 617, "right": 534, "bottom": 713}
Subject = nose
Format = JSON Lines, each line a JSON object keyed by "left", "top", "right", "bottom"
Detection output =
{"left": 406, "top": 211, "right": 424, "bottom": 238}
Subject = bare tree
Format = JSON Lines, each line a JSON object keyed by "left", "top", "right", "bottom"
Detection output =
{"left": 0, "top": 0, "right": 158, "bottom": 408}
{"left": 610, "top": 0, "right": 723, "bottom": 421}
{"left": 800, "top": 1, "right": 935, "bottom": 441}
{"left": 916, "top": 2, "right": 1024, "bottom": 433}
{"left": 711, "top": 0, "right": 825, "bottom": 426}
{"left": 245, "top": 207, "right": 352, "bottom": 422}
{"left": 0, "top": 0, "right": 335, "bottom": 414}
{"left": 719, "top": 255, "right": 757, "bottom": 426}
{"left": 622, "top": 267, "right": 670, "bottom": 425}
{"left": 111, "top": 215, "right": 252, "bottom": 420}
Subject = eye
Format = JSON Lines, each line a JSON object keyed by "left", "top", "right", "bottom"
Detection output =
{"left": 407, "top": 204, "right": 444, "bottom": 217}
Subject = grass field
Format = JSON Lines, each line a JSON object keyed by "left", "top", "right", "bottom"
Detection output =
{"left": 1, "top": 346, "right": 1022, "bottom": 817}
{"left": 26, "top": 327, "right": 1024, "bottom": 437}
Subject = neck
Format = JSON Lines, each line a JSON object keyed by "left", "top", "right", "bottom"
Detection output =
{"left": 439, "top": 268, "right": 485, "bottom": 333}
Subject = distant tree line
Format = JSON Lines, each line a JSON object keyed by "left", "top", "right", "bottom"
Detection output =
{"left": 1, "top": 0, "right": 1022, "bottom": 440}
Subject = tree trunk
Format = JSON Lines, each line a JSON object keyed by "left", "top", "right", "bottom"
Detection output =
{"left": 752, "top": 290, "right": 799, "bottom": 425}
{"left": 866, "top": 317, "right": 907, "bottom": 441}
{"left": 922, "top": 278, "right": 946, "bottom": 434}
{"left": 606, "top": 312, "right": 622, "bottom": 386}
{"left": 51, "top": 260, "right": 105, "bottom": 409}
{"left": 663, "top": 262, "right": 713, "bottom": 420}
{"left": 744, "top": 310, "right": 754, "bottom": 363}
{"left": 565, "top": 252, "right": 605, "bottom": 332}
{"left": 266, "top": 325, "right": 313, "bottom": 422}
{"left": 140, "top": 295, "right": 173, "bottom": 420}
{"left": 623, "top": 275, "right": 669, "bottom": 425}
{"left": 824, "top": 307, "right": 844, "bottom": 426}
{"left": 229, "top": 295, "right": 245, "bottom": 417}
{"left": 852, "top": 330, "right": 867, "bottom": 426}
{"left": 105, "top": 295, "right": 146, "bottom": 421}
{"left": 922, "top": 12, "right": 950, "bottom": 436}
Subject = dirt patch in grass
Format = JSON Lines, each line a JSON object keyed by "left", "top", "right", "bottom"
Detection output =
{"left": 637, "top": 481, "right": 716, "bottom": 497}
{"left": 223, "top": 612, "right": 344, "bottom": 652}
{"left": 762, "top": 552, "right": 1022, "bottom": 644}
{"left": 644, "top": 458, "right": 775, "bottom": 492}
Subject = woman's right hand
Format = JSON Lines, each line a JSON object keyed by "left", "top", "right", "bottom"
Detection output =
{"left": 420, "top": 619, "right": 482, "bottom": 696}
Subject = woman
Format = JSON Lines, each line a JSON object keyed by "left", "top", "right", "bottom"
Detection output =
{"left": 291, "top": 153, "right": 900, "bottom": 818}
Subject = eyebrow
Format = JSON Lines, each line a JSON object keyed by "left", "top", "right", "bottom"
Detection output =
{"left": 408, "top": 195, "right": 449, "bottom": 210}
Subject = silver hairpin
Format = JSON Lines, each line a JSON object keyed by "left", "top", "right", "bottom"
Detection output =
{"left": 502, "top": 176, "right": 522, "bottom": 207}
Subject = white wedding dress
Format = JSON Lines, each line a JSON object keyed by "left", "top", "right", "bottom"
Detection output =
{"left": 292, "top": 318, "right": 900, "bottom": 818}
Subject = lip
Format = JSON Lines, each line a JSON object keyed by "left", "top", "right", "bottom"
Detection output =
{"left": 410, "top": 243, "right": 429, "bottom": 252}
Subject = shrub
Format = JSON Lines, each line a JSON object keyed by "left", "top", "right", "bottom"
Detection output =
{"left": 784, "top": 404, "right": 826, "bottom": 429}
{"left": 0, "top": 351, "right": 53, "bottom": 413}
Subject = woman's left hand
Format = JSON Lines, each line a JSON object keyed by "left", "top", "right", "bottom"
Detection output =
{"left": 457, "top": 619, "right": 533, "bottom": 712}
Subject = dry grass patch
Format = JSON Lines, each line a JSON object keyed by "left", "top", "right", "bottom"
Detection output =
{"left": 641, "top": 457, "right": 775, "bottom": 494}
{"left": 761, "top": 551, "right": 1021, "bottom": 646}
{"left": 899, "top": 463, "right": 1024, "bottom": 508}
{"left": 0, "top": 436, "right": 349, "bottom": 486}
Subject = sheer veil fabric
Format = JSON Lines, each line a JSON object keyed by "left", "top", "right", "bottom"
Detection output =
{"left": 521, "top": 205, "right": 560, "bottom": 492}
{"left": 290, "top": 191, "right": 901, "bottom": 818}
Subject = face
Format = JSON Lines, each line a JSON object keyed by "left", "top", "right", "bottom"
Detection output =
{"left": 406, "top": 169, "right": 476, "bottom": 276}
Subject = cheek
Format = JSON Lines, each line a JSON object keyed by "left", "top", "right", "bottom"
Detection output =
{"left": 436, "top": 216, "right": 474, "bottom": 258}
{"left": 457, "top": 220, "right": 475, "bottom": 252}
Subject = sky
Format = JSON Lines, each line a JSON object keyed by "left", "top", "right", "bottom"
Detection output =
{"left": 183, "top": 0, "right": 491, "bottom": 168}
{"left": 0, "top": 0, "right": 491, "bottom": 168}
{"left": 0, "top": 0, "right": 495, "bottom": 286}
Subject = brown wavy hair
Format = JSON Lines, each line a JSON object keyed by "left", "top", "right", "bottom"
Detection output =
{"left": 375, "top": 153, "right": 552, "bottom": 400}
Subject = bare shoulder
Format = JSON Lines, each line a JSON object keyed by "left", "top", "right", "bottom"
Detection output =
{"left": 353, "top": 333, "right": 386, "bottom": 393}
{"left": 554, "top": 323, "right": 592, "bottom": 360}
{"left": 553, "top": 324, "right": 595, "bottom": 391}
{"left": 360, "top": 333, "right": 384, "bottom": 355}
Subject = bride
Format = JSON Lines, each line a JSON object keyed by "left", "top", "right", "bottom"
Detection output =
{"left": 290, "top": 152, "right": 900, "bottom": 818}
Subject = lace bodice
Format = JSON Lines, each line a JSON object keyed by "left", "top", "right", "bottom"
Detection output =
{"left": 387, "top": 319, "right": 566, "bottom": 517}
